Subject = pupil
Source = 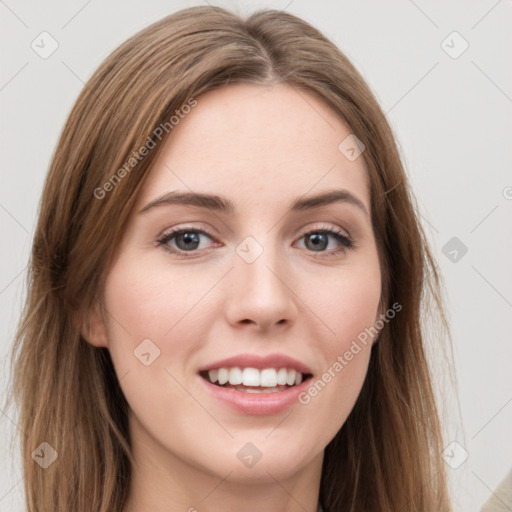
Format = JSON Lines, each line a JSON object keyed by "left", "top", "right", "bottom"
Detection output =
{"left": 306, "top": 233, "right": 327, "bottom": 251}
{"left": 178, "top": 232, "right": 200, "bottom": 250}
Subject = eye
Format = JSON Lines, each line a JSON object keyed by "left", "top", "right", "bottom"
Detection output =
{"left": 157, "top": 228, "right": 218, "bottom": 255}
{"left": 157, "top": 226, "right": 353, "bottom": 257}
{"left": 295, "top": 228, "right": 353, "bottom": 255}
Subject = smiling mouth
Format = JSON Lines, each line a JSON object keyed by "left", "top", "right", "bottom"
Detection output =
{"left": 199, "top": 367, "right": 313, "bottom": 393}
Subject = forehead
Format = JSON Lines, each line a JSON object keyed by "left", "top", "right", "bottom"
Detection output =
{"left": 137, "top": 83, "right": 370, "bottom": 213}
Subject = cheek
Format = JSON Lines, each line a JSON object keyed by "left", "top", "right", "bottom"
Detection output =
{"left": 328, "top": 265, "right": 381, "bottom": 375}
{"left": 100, "top": 257, "right": 218, "bottom": 431}
{"left": 302, "top": 258, "right": 382, "bottom": 349}
{"left": 100, "top": 255, "right": 229, "bottom": 427}
{"left": 293, "top": 257, "right": 381, "bottom": 434}
{"left": 102, "top": 255, "right": 222, "bottom": 352}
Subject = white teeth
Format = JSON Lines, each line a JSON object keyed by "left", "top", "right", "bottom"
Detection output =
{"left": 208, "top": 369, "right": 218, "bottom": 384}
{"left": 205, "top": 367, "right": 306, "bottom": 388}
{"left": 260, "top": 368, "right": 277, "bottom": 387}
{"left": 234, "top": 385, "right": 287, "bottom": 394}
{"left": 276, "top": 368, "right": 288, "bottom": 385}
{"left": 228, "top": 367, "right": 243, "bottom": 385}
{"left": 218, "top": 368, "right": 229, "bottom": 385}
{"left": 286, "top": 369, "right": 297, "bottom": 386}
{"left": 242, "top": 368, "right": 260, "bottom": 386}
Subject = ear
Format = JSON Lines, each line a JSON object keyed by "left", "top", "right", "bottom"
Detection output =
{"left": 81, "top": 301, "right": 109, "bottom": 348}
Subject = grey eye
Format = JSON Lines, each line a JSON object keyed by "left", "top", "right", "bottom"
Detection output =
{"left": 304, "top": 233, "right": 329, "bottom": 251}
{"left": 174, "top": 231, "right": 201, "bottom": 250}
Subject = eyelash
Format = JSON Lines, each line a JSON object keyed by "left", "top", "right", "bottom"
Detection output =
{"left": 156, "top": 225, "right": 354, "bottom": 258}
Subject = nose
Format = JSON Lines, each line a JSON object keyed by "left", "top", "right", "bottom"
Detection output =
{"left": 223, "top": 241, "right": 299, "bottom": 333}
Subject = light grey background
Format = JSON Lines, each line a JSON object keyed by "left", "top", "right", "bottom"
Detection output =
{"left": 1, "top": 1, "right": 511, "bottom": 510}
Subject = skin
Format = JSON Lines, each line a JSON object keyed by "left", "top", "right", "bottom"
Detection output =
{"left": 84, "top": 83, "right": 383, "bottom": 512}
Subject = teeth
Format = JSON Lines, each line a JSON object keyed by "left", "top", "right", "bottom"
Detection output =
{"left": 228, "top": 367, "right": 243, "bottom": 385}
{"left": 233, "top": 385, "right": 288, "bottom": 394}
{"left": 286, "top": 369, "right": 297, "bottom": 386}
{"left": 208, "top": 369, "right": 218, "bottom": 384}
{"left": 242, "top": 368, "right": 261, "bottom": 386}
{"left": 205, "top": 367, "right": 306, "bottom": 387}
{"left": 217, "top": 368, "right": 229, "bottom": 385}
{"left": 276, "top": 368, "right": 288, "bottom": 385}
{"left": 260, "top": 368, "right": 277, "bottom": 387}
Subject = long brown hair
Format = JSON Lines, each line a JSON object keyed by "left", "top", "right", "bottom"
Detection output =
{"left": 7, "top": 6, "right": 454, "bottom": 511}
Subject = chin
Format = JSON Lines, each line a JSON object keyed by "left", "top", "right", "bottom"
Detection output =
{"left": 221, "top": 437, "right": 322, "bottom": 482}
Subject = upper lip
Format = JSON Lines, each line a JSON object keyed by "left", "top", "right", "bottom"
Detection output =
{"left": 198, "top": 353, "right": 313, "bottom": 375}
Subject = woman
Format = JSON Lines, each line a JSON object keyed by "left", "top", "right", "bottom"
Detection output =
{"left": 8, "top": 5, "right": 454, "bottom": 511}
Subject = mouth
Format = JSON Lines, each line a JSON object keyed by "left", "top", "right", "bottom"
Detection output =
{"left": 199, "top": 367, "right": 313, "bottom": 394}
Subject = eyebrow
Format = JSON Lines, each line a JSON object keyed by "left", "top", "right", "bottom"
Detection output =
{"left": 139, "top": 189, "right": 368, "bottom": 216}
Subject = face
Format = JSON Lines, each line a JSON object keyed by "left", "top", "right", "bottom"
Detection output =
{"left": 87, "top": 84, "right": 382, "bottom": 485}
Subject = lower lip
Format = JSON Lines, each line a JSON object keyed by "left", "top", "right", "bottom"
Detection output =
{"left": 199, "top": 375, "right": 311, "bottom": 415}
